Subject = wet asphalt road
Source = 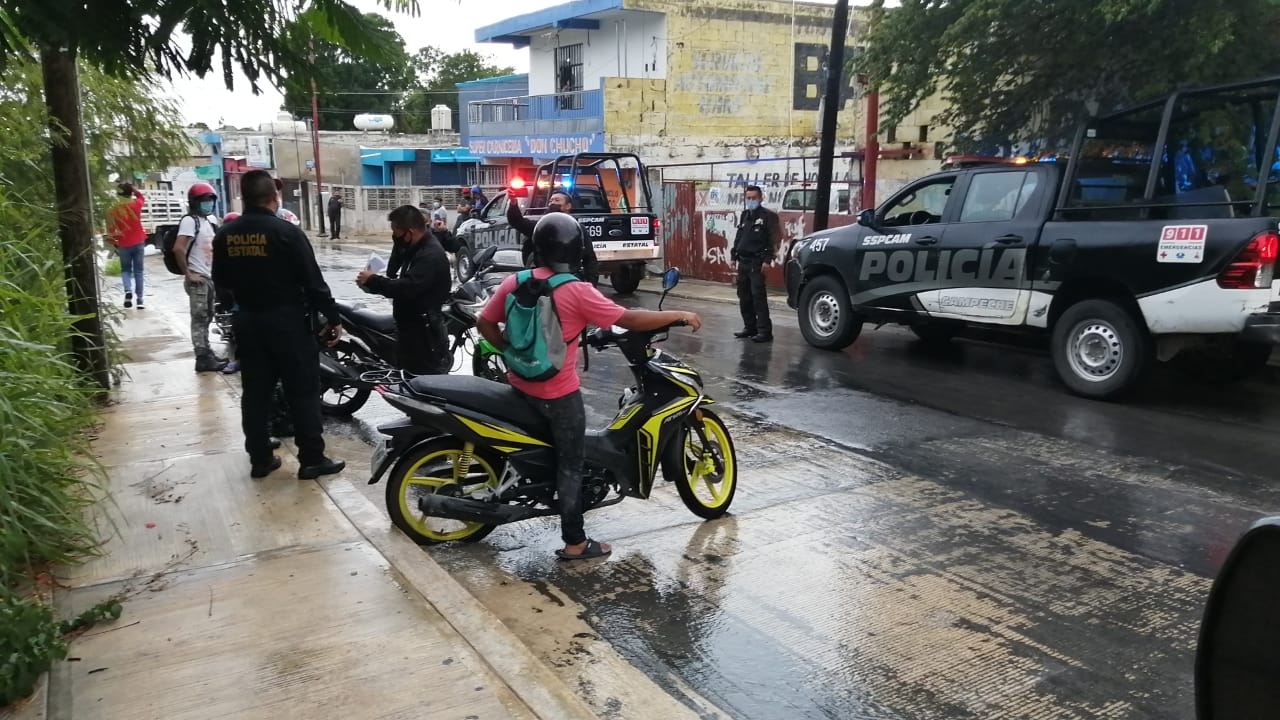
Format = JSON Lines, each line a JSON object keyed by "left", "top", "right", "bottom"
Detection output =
{"left": 268, "top": 245, "right": 1280, "bottom": 718}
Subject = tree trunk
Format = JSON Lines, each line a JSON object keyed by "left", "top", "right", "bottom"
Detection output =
{"left": 40, "top": 47, "right": 110, "bottom": 393}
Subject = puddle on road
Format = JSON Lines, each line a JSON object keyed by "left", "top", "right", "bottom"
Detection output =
{"left": 425, "top": 418, "right": 1210, "bottom": 720}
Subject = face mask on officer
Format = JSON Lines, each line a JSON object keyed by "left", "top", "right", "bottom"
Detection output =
{"left": 393, "top": 226, "right": 423, "bottom": 245}
{"left": 198, "top": 198, "right": 216, "bottom": 215}
{"left": 547, "top": 193, "right": 571, "bottom": 214}
{"left": 744, "top": 196, "right": 761, "bottom": 212}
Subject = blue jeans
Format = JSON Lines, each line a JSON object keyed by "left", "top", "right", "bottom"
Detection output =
{"left": 117, "top": 244, "right": 144, "bottom": 299}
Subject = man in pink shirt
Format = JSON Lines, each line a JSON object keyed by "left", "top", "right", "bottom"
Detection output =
{"left": 478, "top": 213, "right": 702, "bottom": 561}
{"left": 105, "top": 183, "right": 147, "bottom": 308}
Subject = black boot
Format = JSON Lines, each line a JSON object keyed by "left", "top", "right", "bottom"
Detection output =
{"left": 250, "top": 455, "right": 282, "bottom": 479}
{"left": 195, "top": 353, "right": 228, "bottom": 373}
{"left": 298, "top": 457, "right": 346, "bottom": 480}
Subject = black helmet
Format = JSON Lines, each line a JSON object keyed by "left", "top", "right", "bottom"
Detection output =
{"left": 531, "top": 212, "right": 582, "bottom": 273}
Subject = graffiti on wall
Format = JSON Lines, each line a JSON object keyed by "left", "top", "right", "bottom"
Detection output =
{"left": 673, "top": 50, "right": 772, "bottom": 116}
{"left": 663, "top": 180, "right": 860, "bottom": 287}
{"left": 792, "top": 43, "right": 862, "bottom": 111}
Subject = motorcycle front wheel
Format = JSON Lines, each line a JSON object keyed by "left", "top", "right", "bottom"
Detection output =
{"left": 319, "top": 340, "right": 372, "bottom": 417}
{"left": 472, "top": 346, "right": 509, "bottom": 384}
{"left": 661, "top": 407, "right": 737, "bottom": 519}
{"left": 386, "top": 438, "right": 501, "bottom": 545}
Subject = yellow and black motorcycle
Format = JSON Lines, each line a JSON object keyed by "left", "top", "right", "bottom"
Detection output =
{"left": 366, "top": 268, "right": 737, "bottom": 545}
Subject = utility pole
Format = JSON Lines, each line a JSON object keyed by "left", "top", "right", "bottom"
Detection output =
{"left": 813, "top": 0, "right": 849, "bottom": 232}
{"left": 41, "top": 47, "right": 109, "bottom": 392}
{"left": 310, "top": 39, "right": 326, "bottom": 236}
{"left": 862, "top": 89, "right": 879, "bottom": 212}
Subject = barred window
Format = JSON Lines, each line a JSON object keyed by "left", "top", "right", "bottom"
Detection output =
{"left": 364, "top": 187, "right": 413, "bottom": 211}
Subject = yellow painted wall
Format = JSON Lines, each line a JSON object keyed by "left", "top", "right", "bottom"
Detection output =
{"left": 619, "top": 0, "right": 872, "bottom": 141}
{"left": 602, "top": 77, "right": 669, "bottom": 136}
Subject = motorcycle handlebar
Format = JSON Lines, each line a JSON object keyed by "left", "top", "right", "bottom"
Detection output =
{"left": 586, "top": 321, "right": 686, "bottom": 349}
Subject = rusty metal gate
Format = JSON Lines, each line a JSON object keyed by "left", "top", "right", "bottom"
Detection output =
{"left": 662, "top": 180, "right": 822, "bottom": 290}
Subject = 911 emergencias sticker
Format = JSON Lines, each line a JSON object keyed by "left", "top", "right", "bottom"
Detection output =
{"left": 1157, "top": 224, "right": 1207, "bottom": 263}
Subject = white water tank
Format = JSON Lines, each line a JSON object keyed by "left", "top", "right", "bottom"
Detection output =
{"left": 259, "top": 111, "right": 307, "bottom": 134}
{"left": 354, "top": 114, "right": 395, "bottom": 131}
{"left": 430, "top": 105, "right": 452, "bottom": 131}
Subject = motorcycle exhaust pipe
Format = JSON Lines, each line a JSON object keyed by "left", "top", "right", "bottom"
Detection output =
{"left": 318, "top": 351, "right": 368, "bottom": 387}
{"left": 417, "top": 494, "right": 555, "bottom": 525}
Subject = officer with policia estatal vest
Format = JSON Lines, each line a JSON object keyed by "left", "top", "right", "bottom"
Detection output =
{"left": 211, "top": 169, "right": 347, "bottom": 481}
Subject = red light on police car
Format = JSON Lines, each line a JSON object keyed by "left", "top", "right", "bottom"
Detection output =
{"left": 510, "top": 177, "right": 526, "bottom": 189}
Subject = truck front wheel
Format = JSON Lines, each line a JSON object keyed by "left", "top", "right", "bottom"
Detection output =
{"left": 798, "top": 275, "right": 862, "bottom": 350}
{"left": 1051, "top": 299, "right": 1151, "bottom": 400}
{"left": 609, "top": 263, "right": 644, "bottom": 295}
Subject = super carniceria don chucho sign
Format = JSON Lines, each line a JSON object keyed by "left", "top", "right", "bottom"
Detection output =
{"left": 467, "top": 133, "right": 603, "bottom": 158}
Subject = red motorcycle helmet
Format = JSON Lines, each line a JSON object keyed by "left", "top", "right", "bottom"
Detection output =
{"left": 188, "top": 182, "right": 217, "bottom": 203}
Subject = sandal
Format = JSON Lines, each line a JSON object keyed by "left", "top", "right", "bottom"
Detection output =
{"left": 556, "top": 539, "right": 611, "bottom": 561}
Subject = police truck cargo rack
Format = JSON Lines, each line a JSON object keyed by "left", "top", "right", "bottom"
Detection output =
{"left": 786, "top": 75, "right": 1280, "bottom": 400}
{"left": 455, "top": 152, "right": 661, "bottom": 295}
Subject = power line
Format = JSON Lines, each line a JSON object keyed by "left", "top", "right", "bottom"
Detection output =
{"left": 280, "top": 106, "right": 445, "bottom": 117}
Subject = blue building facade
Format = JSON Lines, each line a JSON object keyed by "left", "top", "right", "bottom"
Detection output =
{"left": 457, "top": 74, "right": 530, "bottom": 148}
{"left": 359, "top": 146, "right": 484, "bottom": 187}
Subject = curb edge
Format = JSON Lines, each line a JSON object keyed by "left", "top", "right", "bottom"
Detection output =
{"left": 319, "top": 478, "right": 599, "bottom": 720}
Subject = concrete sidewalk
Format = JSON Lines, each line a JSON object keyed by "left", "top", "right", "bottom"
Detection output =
{"left": 633, "top": 275, "right": 790, "bottom": 312}
{"left": 26, "top": 258, "right": 597, "bottom": 720}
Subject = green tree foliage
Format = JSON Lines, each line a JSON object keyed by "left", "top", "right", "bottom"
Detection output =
{"left": 0, "top": 58, "right": 188, "bottom": 707}
{"left": 0, "top": 56, "right": 187, "bottom": 588}
{"left": 857, "top": 0, "right": 1280, "bottom": 152}
{"left": 399, "top": 47, "right": 515, "bottom": 132}
{"left": 0, "top": 0, "right": 417, "bottom": 88}
{"left": 0, "top": 0, "right": 420, "bottom": 389}
{"left": 281, "top": 12, "right": 413, "bottom": 131}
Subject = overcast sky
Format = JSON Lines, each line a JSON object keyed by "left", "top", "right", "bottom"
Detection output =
{"left": 164, "top": 0, "right": 856, "bottom": 128}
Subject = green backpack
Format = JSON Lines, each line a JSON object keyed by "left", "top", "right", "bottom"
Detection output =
{"left": 502, "top": 270, "right": 579, "bottom": 381}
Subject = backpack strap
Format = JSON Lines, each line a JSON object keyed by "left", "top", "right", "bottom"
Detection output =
{"left": 546, "top": 273, "right": 578, "bottom": 289}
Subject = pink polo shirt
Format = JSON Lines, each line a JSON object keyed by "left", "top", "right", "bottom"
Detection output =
{"left": 480, "top": 268, "right": 626, "bottom": 400}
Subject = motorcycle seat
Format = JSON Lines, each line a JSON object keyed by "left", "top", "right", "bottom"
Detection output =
{"left": 405, "top": 374, "right": 550, "bottom": 440}
{"left": 336, "top": 302, "right": 396, "bottom": 334}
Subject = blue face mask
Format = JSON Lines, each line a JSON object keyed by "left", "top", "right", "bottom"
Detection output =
{"left": 198, "top": 200, "right": 215, "bottom": 215}
{"left": 745, "top": 199, "right": 760, "bottom": 211}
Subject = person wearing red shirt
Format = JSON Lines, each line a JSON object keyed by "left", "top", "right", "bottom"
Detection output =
{"left": 478, "top": 213, "right": 702, "bottom": 561}
{"left": 106, "top": 183, "right": 147, "bottom": 309}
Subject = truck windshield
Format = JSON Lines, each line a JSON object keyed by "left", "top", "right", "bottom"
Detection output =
{"left": 1064, "top": 84, "right": 1280, "bottom": 218}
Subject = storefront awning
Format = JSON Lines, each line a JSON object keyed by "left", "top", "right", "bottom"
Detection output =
{"left": 430, "top": 148, "right": 482, "bottom": 164}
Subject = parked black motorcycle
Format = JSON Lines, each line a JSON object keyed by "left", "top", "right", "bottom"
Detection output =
{"left": 365, "top": 268, "right": 739, "bottom": 546}
{"left": 318, "top": 246, "right": 514, "bottom": 416}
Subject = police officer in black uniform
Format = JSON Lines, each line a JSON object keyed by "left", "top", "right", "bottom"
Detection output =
{"left": 356, "top": 205, "right": 453, "bottom": 375}
{"left": 731, "top": 184, "right": 782, "bottom": 343}
{"left": 211, "top": 169, "right": 346, "bottom": 480}
{"left": 509, "top": 190, "right": 600, "bottom": 284}
{"left": 388, "top": 217, "right": 459, "bottom": 279}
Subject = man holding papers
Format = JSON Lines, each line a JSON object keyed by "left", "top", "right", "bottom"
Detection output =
{"left": 356, "top": 205, "right": 452, "bottom": 374}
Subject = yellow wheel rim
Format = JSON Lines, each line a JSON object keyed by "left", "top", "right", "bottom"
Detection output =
{"left": 683, "top": 416, "right": 735, "bottom": 509}
{"left": 396, "top": 448, "right": 498, "bottom": 542}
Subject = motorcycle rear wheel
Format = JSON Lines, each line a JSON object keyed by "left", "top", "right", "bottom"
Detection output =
{"left": 386, "top": 438, "right": 501, "bottom": 545}
{"left": 320, "top": 340, "right": 372, "bottom": 417}
{"left": 661, "top": 407, "right": 737, "bottom": 519}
